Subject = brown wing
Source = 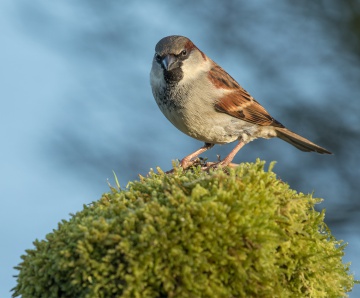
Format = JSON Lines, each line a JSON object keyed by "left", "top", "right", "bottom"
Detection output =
{"left": 208, "top": 63, "right": 284, "bottom": 128}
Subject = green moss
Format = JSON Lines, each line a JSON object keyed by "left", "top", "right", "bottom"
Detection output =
{"left": 13, "top": 160, "right": 355, "bottom": 297}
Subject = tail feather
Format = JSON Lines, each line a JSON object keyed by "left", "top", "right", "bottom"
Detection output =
{"left": 275, "top": 127, "right": 332, "bottom": 154}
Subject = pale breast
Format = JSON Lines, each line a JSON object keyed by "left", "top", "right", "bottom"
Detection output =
{"left": 150, "top": 59, "right": 267, "bottom": 144}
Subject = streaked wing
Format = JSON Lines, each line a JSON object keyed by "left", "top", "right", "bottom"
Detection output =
{"left": 208, "top": 63, "right": 284, "bottom": 127}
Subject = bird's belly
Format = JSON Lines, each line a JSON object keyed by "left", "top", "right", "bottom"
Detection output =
{"left": 153, "top": 82, "right": 262, "bottom": 144}
{"left": 160, "top": 105, "right": 257, "bottom": 144}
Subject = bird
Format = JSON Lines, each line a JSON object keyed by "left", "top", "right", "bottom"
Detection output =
{"left": 150, "top": 35, "right": 331, "bottom": 169}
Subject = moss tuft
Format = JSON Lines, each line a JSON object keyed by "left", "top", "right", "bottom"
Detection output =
{"left": 13, "top": 160, "right": 355, "bottom": 297}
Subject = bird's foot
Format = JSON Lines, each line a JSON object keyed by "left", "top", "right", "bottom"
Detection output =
{"left": 202, "top": 160, "right": 239, "bottom": 171}
{"left": 165, "top": 157, "right": 204, "bottom": 174}
{"left": 180, "top": 157, "right": 196, "bottom": 169}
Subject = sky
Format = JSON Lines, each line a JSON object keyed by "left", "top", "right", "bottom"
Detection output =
{"left": 0, "top": 2, "right": 97, "bottom": 296}
{"left": 1, "top": 1, "right": 359, "bottom": 297}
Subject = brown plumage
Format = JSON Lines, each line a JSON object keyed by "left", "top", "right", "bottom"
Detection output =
{"left": 210, "top": 66, "right": 331, "bottom": 154}
{"left": 150, "top": 35, "right": 332, "bottom": 169}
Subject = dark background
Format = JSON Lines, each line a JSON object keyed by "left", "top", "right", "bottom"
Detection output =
{"left": 1, "top": 1, "right": 359, "bottom": 296}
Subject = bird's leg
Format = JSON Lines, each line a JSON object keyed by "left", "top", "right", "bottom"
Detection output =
{"left": 180, "top": 142, "right": 214, "bottom": 169}
{"left": 211, "top": 140, "right": 245, "bottom": 168}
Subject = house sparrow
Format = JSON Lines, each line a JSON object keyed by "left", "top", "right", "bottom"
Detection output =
{"left": 150, "top": 35, "right": 331, "bottom": 169}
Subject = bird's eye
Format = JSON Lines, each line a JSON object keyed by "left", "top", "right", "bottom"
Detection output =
{"left": 155, "top": 53, "right": 161, "bottom": 62}
{"left": 181, "top": 50, "right": 187, "bottom": 56}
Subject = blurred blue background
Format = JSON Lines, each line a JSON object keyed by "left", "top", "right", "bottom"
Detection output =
{"left": 1, "top": 0, "right": 360, "bottom": 296}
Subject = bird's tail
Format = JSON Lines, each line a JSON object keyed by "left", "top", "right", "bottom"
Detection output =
{"left": 275, "top": 127, "right": 332, "bottom": 154}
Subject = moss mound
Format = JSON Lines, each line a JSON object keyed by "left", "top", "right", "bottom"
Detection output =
{"left": 13, "top": 160, "right": 354, "bottom": 297}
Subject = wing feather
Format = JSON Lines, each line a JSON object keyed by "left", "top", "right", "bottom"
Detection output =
{"left": 208, "top": 64, "right": 284, "bottom": 128}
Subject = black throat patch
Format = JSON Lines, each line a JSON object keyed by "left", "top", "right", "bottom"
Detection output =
{"left": 163, "top": 67, "right": 184, "bottom": 83}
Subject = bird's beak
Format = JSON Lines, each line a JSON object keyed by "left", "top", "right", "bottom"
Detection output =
{"left": 162, "top": 54, "right": 177, "bottom": 71}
